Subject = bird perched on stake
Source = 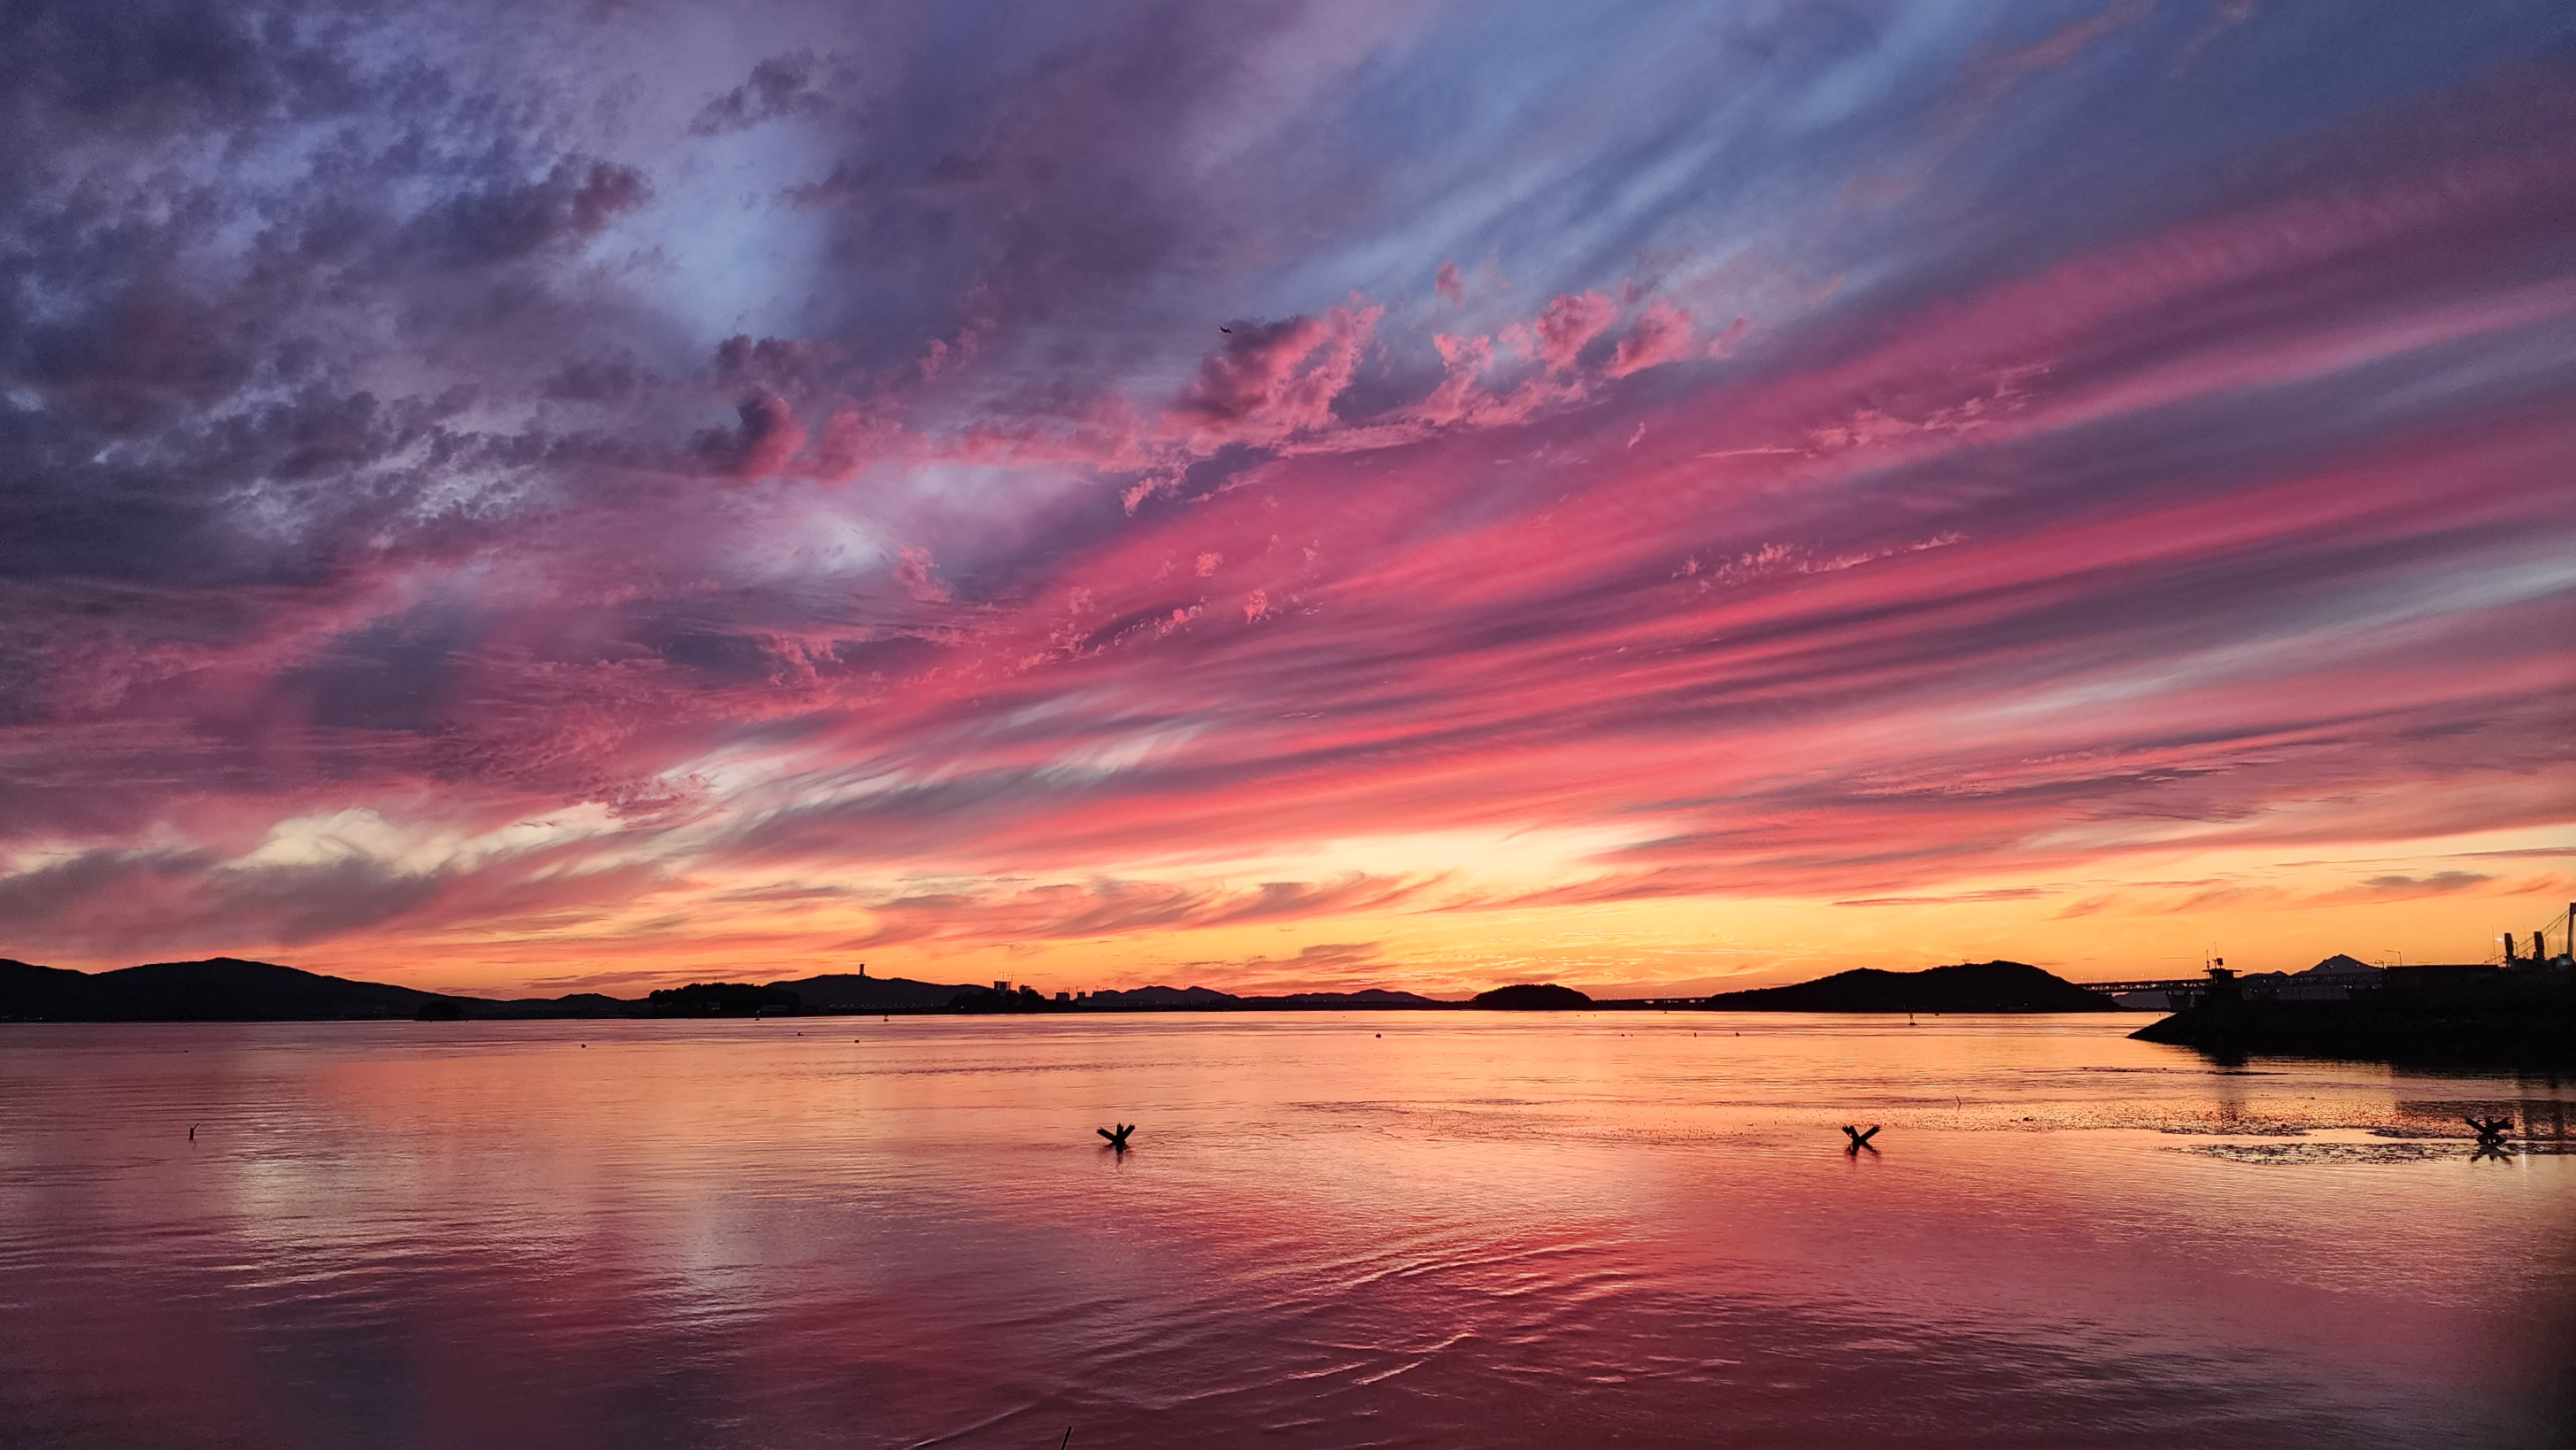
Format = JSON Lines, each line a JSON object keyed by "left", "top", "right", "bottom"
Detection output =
{"left": 1098, "top": 1123, "right": 1136, "bottom": 1151}
{"left": 1842, "top": 1124, "right": 1881, "bottom": 1153}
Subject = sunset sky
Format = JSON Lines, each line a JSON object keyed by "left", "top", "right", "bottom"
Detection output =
{"left": 3, "top": 1, "right": 2571, "bottom": 998}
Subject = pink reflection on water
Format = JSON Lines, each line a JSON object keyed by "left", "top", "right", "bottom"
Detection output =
{"left": 1, "top": 1015, "right": 2570, "bottom": 1448}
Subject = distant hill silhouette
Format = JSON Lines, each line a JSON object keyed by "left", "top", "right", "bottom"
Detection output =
{"left": 0, "top": 957, "right": 472, "bottom": 1022}
{"left": 1, "top": 960, "right": 98, "bottom": 1018}
{"left": 1472, "top": 983, "right": 1593, "bottom": 1010}
{"left": 1703, "top": 960, "right": 2116, "bottom": 1013}
{"left": 0, "top": 956, "right": 646, "bottom": 1022}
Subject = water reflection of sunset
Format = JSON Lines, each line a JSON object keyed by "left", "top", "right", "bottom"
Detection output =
{"left": 5, "top": 1019, "right": 2567, "bottom": 1447}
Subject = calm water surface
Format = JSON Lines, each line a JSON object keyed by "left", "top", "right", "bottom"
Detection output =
{"left": 2, "top": 1014, "right": 2570, "bottom": 1449}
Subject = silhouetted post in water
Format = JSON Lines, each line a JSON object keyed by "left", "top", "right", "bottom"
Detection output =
{"left": 2465, "top": 1115, "right": 2512, "bottom": 1148}
{"left": 188, "top": 1124, "right": 196, "bottom": 1142}
{"left": 1098, "top": 1123, "right": 1135, "bottom": 1151}
{"left": 1843, "top": 1124, "right": 1880, "bottom": 1153}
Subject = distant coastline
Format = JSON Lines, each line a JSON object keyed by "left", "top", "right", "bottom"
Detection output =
{"left": 19, "top": 953, "right": 2572, "bottom": 1066}
{"left": 4, "top": 955, "right": 2134, "bottom": 1022}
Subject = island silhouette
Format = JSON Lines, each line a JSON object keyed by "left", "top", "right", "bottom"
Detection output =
{"left": 1700, "top": 960, "right": 2117, "bottom": 1014}
{"left": 1471, "top": 983, "right": 1594, "bottom": 1010}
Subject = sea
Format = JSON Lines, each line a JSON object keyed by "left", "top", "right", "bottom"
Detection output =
{"left": 2, "top": 1014, "right": 2569, "bottom": 1449}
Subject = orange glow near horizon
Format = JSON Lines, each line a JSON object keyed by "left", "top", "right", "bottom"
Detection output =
{"left": 59, "top": 822, "right": 2561, "bottom": 1000}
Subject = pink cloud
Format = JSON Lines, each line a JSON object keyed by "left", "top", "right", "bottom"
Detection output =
{"left": 1415, "top": 332, "right": 1494, "bottom": 425}
{"left": 813, "top": 402, "right": 900, "bottom": 482}
{"left": 710, "top": 392, "right": 806, "bottom": 480}
{"left": 1608, "top": 299, "right": 1694, "bottom": 377}
{"left": 1532, "top": 289, "right": 1620, "bottom": 373}
{"left": 1435, "top": 260, "right": 1464, "bottom": 305}
{"left": 1169, "top": 302, "right": 1382, "bottom": 448}
{"left": 896, "top": 546, "right": 951, "bottom": 603}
